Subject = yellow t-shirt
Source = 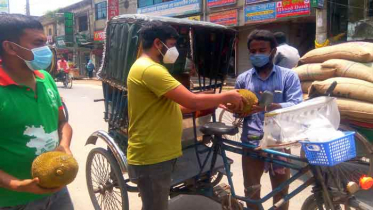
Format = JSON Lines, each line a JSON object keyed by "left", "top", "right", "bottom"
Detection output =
{"left": 127, "top": 57, "right": 182, "bottom": 165}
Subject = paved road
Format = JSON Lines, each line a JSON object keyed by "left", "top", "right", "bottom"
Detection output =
{"left": 58, "top": 80, "right": 371, "bottom": 210}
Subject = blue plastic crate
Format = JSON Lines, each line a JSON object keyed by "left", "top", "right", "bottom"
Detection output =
{"left": 301, "top": 132, "right": 356, "bottom": 166}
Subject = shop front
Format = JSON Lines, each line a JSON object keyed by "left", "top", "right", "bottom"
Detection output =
{"left": 236, "top": 0, "right": 316, "bottom": 74}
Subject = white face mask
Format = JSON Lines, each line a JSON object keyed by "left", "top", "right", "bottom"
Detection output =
{"left": 159, "top": 42, "right": 179, "bottom": 64}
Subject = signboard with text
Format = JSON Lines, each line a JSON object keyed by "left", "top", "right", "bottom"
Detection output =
{"left": 137, "top": 0, "right": 201, "bottom": 17}
{"left": 244, "top": 2, "right": 276, "bottom": 23}
{"left": 207, "top": 0, "right": 236, "bottom": 8}
{"left": 64, "top": 13, "right": 74, "bottom": 43}
{"left": 311, "top": 0, "right": 324, "bottom": 8}
{"left": 75, "top": 34, "right": 87, "bottom": 45}
{"left": 209, "top": 10, "right": 238, "bottom": 26}
{"left": 246, "top": 0, "right": 269, "bottom": 5}
{"left": 47, "top": 36, "right": 53, "bottom": 44}
{"left": 187, "top": 15, "right": 201, "bottom": 21}
{"left": 276, "top": 0, "right": 310, "bottom": 19}
{"left": 94, "top": 31, "right": 106, "bottom": 42}
{"left": 108, "top": 0, "right": 119, "bottom": 20}
{"left": 0, "top": 0, "right": 9, "bottom": 13}
{"left": 56, "top": 36, "right": 66, "bottom": 49}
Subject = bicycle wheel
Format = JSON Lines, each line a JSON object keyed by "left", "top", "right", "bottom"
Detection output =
{"left": 86, "top": 148, "right": 129, "bottom": 210}
{"left": 62, "top": 101, "right": 69, "bottom": 122}
{"left": 218, "top": 109, "right": 242, "bottom": 142}
{"left": 65, "top": 74, "right": 73, "bottom": 89}
{"left": 63, "top": 79, "right": 68, "bottom": 88}
{"left": 301, "top": 194, "right": 364, "bottom": 210}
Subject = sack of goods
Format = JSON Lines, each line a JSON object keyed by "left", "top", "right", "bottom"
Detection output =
{"left": 294, "top": 41, "right": 373, "bottom": 124}
{"left": 300, "top": 42, "right": 373, "bottom": 64}
{"left": 294, "top": 63, "right": 335, "bottom": 81}
{"left": 337, "top": 99, "right": 373, "bottom": 123}
{"left": 309, "top": 77, "right": 373, "bottom": 103}
{"left": 301, "top": 81, "right": 313, "bottom": 93}
{"left": 321, "top": 59, "right": 373, "bottom": 83}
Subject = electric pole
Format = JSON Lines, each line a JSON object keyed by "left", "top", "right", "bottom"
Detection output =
{"left": 315, "top": 0, "right": 328, "bottom": 46}
{"left": 26, "top": 0, "right": 30, "bottom": 16}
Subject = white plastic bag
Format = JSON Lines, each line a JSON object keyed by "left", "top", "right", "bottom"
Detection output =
{"left": 260, "top": 97, "right": 341, "bottom": 149}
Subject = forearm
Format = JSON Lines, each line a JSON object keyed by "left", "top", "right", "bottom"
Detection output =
{"left": 190, "top": 93, "right": 227, "bottom": 111}
{"left": 58, "top": 121, "right": 73, "bottom": 148}
{"left": 180, "top": 105, "right": 195, "bottom": 114}
{"left": 0, "top": 170, "right": 18, "bottom": 190}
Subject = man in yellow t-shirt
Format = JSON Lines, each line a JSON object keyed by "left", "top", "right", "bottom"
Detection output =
{"left": 127, "top": 21, "right": 243, "bottom": 210}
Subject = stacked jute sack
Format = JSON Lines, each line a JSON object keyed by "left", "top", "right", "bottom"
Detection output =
{"left": 294, "top": 42, "right": 373, "bottom": 123}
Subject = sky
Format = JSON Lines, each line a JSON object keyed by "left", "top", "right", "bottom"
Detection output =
{"left": 9, "top": 0, "right": 82, "bottom": 16}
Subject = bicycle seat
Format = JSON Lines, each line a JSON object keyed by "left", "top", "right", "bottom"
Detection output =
{"left": 200, "top": 122, "right": 239, "bottom": 136}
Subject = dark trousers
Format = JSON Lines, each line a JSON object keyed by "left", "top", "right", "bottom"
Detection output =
{"left": 0, "top": 188, "right": 74, "bottom": 210}
{"left": 242, "top": 149, "right": 290, "bottom": 210}
{"left": 87, "top": 71, "right": 93, "bottom": 78}
{"left": 128, "top": 159, "right": 176, "bottom": 210}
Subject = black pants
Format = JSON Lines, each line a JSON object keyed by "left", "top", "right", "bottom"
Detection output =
{"left": 87, "top": 71, "right": 93, "bottom": 78}
{"left": 128, "top": 159, "right": 176, "bottom": 210}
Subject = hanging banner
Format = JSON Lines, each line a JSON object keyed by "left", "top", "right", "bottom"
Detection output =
{"left": 246, "top": 0, "right": 269, "bottom": 5}
{"left": 75, "top": 34, "right": 87, "bottom": 45}
{"left": 47, "top": 36, "right": 53, "bottom": 44}
{"left": 56, "top": 36, "right": 67, "bottom": 49}
{"left": 137, "top": 0, "right": 201, "bottom": 17}
{"left": 311, "top": 0, "right": 324, "bottom": 8}
{"left": 207, "top": 0, "right": 236, "bottom": 8}
{"left": 209, "top": 10, "right": 238, "bottom": 26}
{"left": 276, "top": 0, "right": 310, "bottom": 19}
{"left": 108, "top": 0, "right": 119, "bottom": 20}
{"left": 0, "top": 0, "right": 9, "bottom": 13}
{"left": 64, "top": 12, "right": 74, "bottom": 43}
{"left": 244, "top": 2, "right": 276, "bottom": 23}
{"left": 94, "top": 31, "right": 106, "bottom": 42}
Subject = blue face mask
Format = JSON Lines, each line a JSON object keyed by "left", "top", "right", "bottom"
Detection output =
{"left": 249, "top": 53, "right": 271, "bottom": 68}
{"left": 13, "top": 43, "right": 53, "bottom": 71}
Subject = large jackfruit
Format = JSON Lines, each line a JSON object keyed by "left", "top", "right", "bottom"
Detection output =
{"left": 237, "top": 89, "right": 258, "bottom": 114}
{"left": 32, "top": 151, "right": 79, "bottom": 189}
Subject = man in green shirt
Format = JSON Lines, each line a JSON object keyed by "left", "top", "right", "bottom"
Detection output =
{"left": 0, "top": 14, "right": 73, "bottom": 210}
{"left": 127, "top": 21, "right": 243, "bottom": 210}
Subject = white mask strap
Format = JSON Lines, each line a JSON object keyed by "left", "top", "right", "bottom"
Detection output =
{"left": 10, "top": 42, "right": 32, "bottom": 52}
{"left": 158, "top": 41, "right": 170, "bottom": 56}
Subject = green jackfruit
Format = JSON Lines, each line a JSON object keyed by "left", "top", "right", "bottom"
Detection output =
{"left": 32, "top": 151, "right": 79, "bottom": 189}
{"left": 238, "top": 89, "right": 258, "bottom": 113}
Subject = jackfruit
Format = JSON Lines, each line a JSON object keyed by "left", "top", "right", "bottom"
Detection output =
{"left": 237, "top": 89, "right": 258, "bottom": 114}
{"left": 32, "top": 151, "right": 79, "bottom": 189}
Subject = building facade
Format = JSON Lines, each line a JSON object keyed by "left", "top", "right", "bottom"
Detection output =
{"left": 136, "top": 0, "right": 320, "bottom": 75}
{"left": 40, "top": 0, "right": 373, "bottom": 77}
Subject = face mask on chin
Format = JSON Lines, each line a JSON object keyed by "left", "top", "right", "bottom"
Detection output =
{"left": 11, "top": 42, "right": 52, "bottom": 71}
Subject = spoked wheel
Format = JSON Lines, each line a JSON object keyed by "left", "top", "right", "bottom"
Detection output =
{"left": 218, "top": 109, "right": 243, "bottom": 142}
{"left": 86, "top": 148, "right": 129, "bottom": 210}
{"left": 62, "top": 101, "right": 69, "bottom": 122}
{"left": 64, "top": 74, "right": 73, "bottom": 89}
{"left": 301, "top": 194, "right": 364, "bottom": 210}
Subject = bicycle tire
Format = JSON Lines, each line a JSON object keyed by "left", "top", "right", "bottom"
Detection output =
{"left": 62, "top": 101, "right": 69, "bottom": 122}
{"left": 301, "top": 194, "right": 364, "bottom": 210}
{"left": 218, "top": 109, "right": 242, "bottom": 143}
{"left": 67, "top": 74, "right": 73, "bottom": 89}
{"left": 86, "top": 148, "right": 129, "bottom": 210}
